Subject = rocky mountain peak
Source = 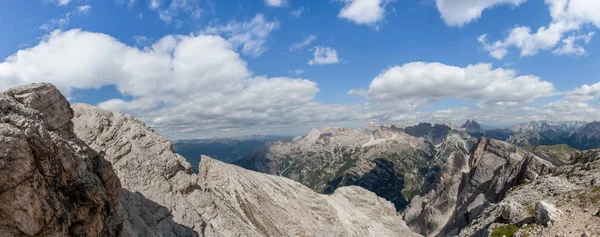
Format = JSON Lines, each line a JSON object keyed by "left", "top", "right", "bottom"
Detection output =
{"left": 460, "top": 119, "right": 484, "bottom": 133}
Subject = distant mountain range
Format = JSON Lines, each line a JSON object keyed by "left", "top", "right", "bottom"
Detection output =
{"left": 459, "top": 119, "right": 600, "bottom": 150}
{"left": 173, "top": 135, "right": 285, "bottom": 172}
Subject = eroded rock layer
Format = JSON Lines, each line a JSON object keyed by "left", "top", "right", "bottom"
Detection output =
{"left": 0, "top": 83, "right": 121, "bottom": 236}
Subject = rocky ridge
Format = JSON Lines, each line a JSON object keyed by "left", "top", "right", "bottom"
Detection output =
{"left": 0, "top": 83, "right": 121, "bottom": 236}
{"left": 72, "top": 102, "right": 420, "bottom": 236}
{"left": 457, "top": 149, "right": 600, "bottom": 237}
{"left": 236, "top": 124, "right": 449, "bottom": 210}
{"left": 403, "top": 137, "right": 555, "bottom": 237}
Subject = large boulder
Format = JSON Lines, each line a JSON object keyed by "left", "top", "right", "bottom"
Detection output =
{"left": 535, "top": 201, "right": 561, "bottom": 226}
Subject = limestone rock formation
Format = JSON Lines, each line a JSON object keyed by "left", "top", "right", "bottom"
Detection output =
{"left": 535, "top": 201, "right": 561, "bottom": 225}
{"left": 460, "top": 119, "right": 485, "bottom": 137}
{"left": 72, "top": 103, "right": 421, "bottom": 237}
{"left": 403, "top": 134, "right": 473, "bottom": 237}
{"left": 404, "top": 137, "right": 555, "bottom": 236}
{"left": 456, "top": 149, "right": 600, "bottom": 237}
{"left": 235, "top": 124, "right": 437, "bottom": 210}
{"left": 0, "top": 83, "right": 121, "bottom": 236}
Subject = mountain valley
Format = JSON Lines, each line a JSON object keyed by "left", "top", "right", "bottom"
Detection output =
{"left": 1, "top": 83, "right": 599, "bottom": 237}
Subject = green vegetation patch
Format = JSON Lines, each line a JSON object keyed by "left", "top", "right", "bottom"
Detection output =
{"left": 593, "top": 186, "right": 600, "bottom": 193}
{"left": 509, "top": 181, "right": 532, "bottom": 194}
{"left": 522, "top": 144, "right": 579, "bottom": 161}
{"left": 491, "top": 224, "right": 520, "bottom": 237}
{"left": 526, "top": 204, "right": 536, "bottom": 216}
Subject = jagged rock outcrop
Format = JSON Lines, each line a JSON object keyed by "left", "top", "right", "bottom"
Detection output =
{"left": 235, "top": 125, "right": 436, "bottom": 210}
{"left": 0, "top": 83, "right": 121, "bottom": 236}
{"left": 461, "top": 120, "right": 485, "bottom": 137}
{"left": 456, "top": 149, "right": 600, "bottom": 237}
{"left": 403, "top": 133, "right": 473, "bottom": 237}
{"left": 72, "top": 103, "right": 421, "bottom": 236}
{"left": 404, "top": 137, "right": 555, "bottom": 236}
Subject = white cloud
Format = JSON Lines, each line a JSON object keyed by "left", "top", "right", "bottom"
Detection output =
{"left": 565, "top": 82, "right": 600, "bottom": 101}
{"left": 150, "top": 0, "right": 161, "bottom": 10}
{"left": 133, "top": 36, "right": 150, "bottom": 46}
{"left": 204, "top": 14, "right": 279, "bottom": 57}
{"left": 291, "top": 69, "right": 305, "bottom": 75}
{"left": 0, "top": 29, "right": 360, "bottom": 139}
{"left": 289, "top": 35, "right": 316, "bottom": 51}
{"left": 479, "top": 0, "right": 600, "bottom": 59}
{"left": 39, "top": 5, "right": 92, "bottom": 32}
{"left": 338, "top": 0, "right": 387, "bottom": 26}
{"left": 138, "top": 0, "right": 202, "bottom": 25}
{"left": 76, "top": 5, "right": 92, "bottom": 14}
{"left": 435, "top": 0, "right": 526, "bottom": 27}
{"left": 552, "top": 32, "right": 594, "bottom": 55}
{"left": 115, "top": 0, "right": 137, "bottom": 8}
{"left": 157, "top": 0, "right": 202, "bottom": 23}
{"left": 265, "top": 0, "right": 286, "bottom": 7}
{"left": 352, "top": 62, "right": 556, "bottom": 105}
{"left": 308, "top": 47, "right": 340, "bottom": 65}
{"left": 291, "top": 7, "right": 304, "bottom": 18}
{"left": 46, "top": 0, "right": 73, "bottom": 6}
{"left": 2, "top": 31, "right": 598, "bottom": 137}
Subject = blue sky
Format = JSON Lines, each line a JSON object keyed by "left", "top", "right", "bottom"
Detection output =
{"left": 1, "top": 0, "right": 599, "bottom": 139}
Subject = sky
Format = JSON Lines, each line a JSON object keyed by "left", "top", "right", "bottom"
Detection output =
{"left": 0, "top": 0, "right": 599, "bottom": 139}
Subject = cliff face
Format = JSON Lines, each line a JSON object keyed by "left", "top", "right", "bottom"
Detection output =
{"left": 404, "top": 137, "right": 555, "bottom": 237}
{"left": 0, "top": 83, "right": 121, "bottom": 236}
{"left": 71, "top": 103, "right": 421, "bottom": 237}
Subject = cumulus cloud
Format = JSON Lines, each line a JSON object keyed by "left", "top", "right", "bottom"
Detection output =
{"left": 289, "top": 35, "right": 316, "bottom": 51}
{"left": 436, "top": 0, "right": 526, "bottom": 27}
{"left": 265, "top": 0, "right": 286, "bottom": 7}
{"left": 0, "top": 29, "right": 360, "bottom": 139}
{"left": 565, "top": 82, "right": 600, "bottom": 101}
{"left": 338, "top": 0, "right": 388, "bottom": 26}
{"left": 204, "top": 14, "right": 279, "bottom": 57}
{"left": 308, "top": 47, "right": 340, "bottom": 65}
{"left": 350, "top": 62, "right": 556, "bottom": 106}
{"left": 552, "top": 32, "right": 594, "bottom": 55}
{"left": 2, "top": 31, "right": 598, "bottom": 138}
{"left": 479, "top": 0, "right": 600, "bottom": 59}
{"left": 39, "top": 5, "right": 92, "bottom": 31}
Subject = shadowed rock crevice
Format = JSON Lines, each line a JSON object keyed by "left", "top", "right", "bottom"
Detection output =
{"left": 330, "top": 158, "right": 409, "bottom": 211}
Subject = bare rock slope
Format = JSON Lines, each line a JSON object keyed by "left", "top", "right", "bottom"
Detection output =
{"left": 235, "top": 124, "right": 441, "bottom": 210}
{"left": 0, "top": 83, "right": 121, "bottom": 236}
{"left": 404, "top": 137, "right": 555, "bottom": 237}
{"left": 72, "top": 103, "right": 421, "bottom": 237}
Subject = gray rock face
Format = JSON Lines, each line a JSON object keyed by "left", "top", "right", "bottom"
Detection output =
{"left": 404, "top": 137, "right": 555, "bottom": 236}
{"left": 0, "top": 83, "right": 121, "bottom": 236}
{"left": 457, "top": 150, "right": 600, "bottom": 237}
{"left": 403, "top": 134, "right": 473, "bottom": 237}
{"left": 236, "top": 125, "right": 438, "bottom": 210}
{"left": 72, "top": 103, "right": 421, "bottom": 237}
{"left": 460, "top": 119, "right": 484, "bottom": 136}
{"left": 535, "top": 201, "right": 561, "bottom": 225}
